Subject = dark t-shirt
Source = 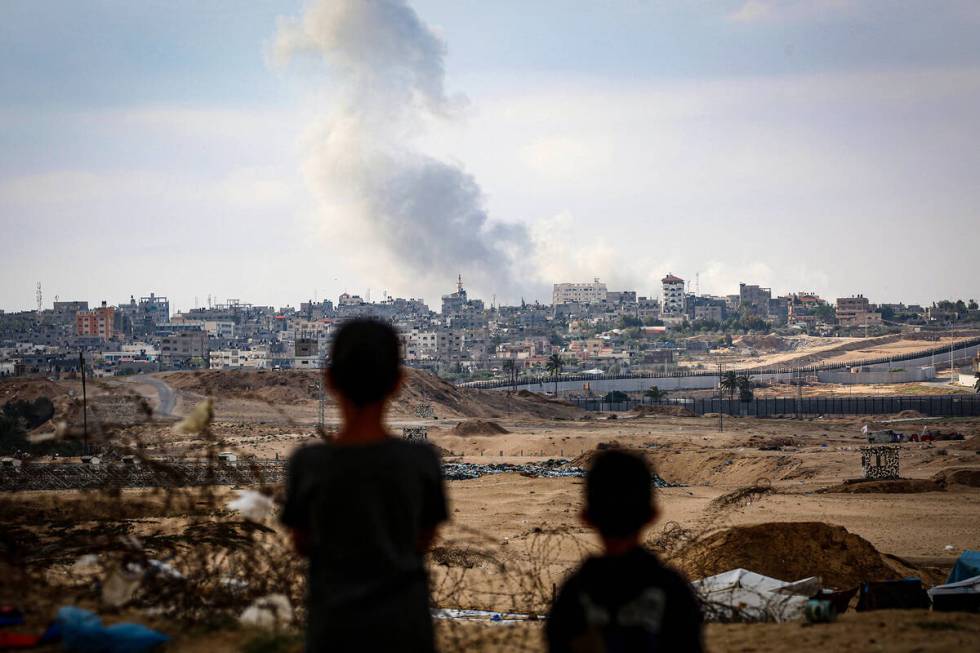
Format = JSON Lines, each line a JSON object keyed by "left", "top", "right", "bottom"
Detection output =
{"left": 281, "top": 438, "right": 448, "bottom": 653}
{"left": 546, "top": 547, "right": 703, "bottom": 653}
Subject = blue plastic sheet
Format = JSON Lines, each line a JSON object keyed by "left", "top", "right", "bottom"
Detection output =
{"left": 56, "top": 607, "right": 168, "bottom": 653}
{"left": 948, "top": 550, "right": 980, "bottom": 584}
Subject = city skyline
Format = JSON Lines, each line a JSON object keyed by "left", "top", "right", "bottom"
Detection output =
{"left": 3, "top": 1, "right": 980, "bottom": 311}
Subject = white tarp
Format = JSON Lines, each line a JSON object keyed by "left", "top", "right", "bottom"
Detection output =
{"left": 581, "top": 368, "right": 606, "bottom": 375}
{"left": 691, "top": 568, "right": 820, "bottom": 622}
{"left": 928, "top": 573, "right": 980, "bottom": 598}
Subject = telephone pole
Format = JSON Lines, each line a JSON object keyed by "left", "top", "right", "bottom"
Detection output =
{"left": 79, "top": 352, "right": 89, "bottom": 455}
{"left": 718, "top": 360, "right": 724, "bottom": 433}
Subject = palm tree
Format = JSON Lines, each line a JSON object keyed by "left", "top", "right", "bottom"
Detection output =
{"left": 546, "top": 353, "right": 564, "bottom": 396}
{"left": 502, "top": 359, "right": 516, "bottom": 391}
{"left": 645, "top": 385, "right": 666, "bottom": 402}
{"left": 720, "top": 370, "right": 739, "bottom": 402}
{"left": 737, "top": 372, "right": 754, "bottom": 402}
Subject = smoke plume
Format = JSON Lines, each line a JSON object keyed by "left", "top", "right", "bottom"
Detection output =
{"left": 274, "top": 0, "right": 531, "bottom": 300}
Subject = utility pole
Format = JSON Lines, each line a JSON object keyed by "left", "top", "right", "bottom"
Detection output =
{"left": 718, "top": 360, "right": 724, "bottom": 432}
{"left": 79, "top": 352, "right": 88, "bottom": 455}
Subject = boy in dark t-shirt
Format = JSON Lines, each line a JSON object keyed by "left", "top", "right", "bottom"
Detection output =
{"left": 547, "top": 450, "right": 703, "bottom": 653}
{"left": 281, "top": 319, "right": 448, "bottom": 653}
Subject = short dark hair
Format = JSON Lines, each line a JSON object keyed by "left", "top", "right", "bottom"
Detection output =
{"left": 585, "top": 449, "right": 654, "bottom": 538}
{"left": 328, "top": 319, "right": 402, "bottom": 407}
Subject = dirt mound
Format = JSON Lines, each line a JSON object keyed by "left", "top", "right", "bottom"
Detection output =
{"left": 819, "top": 479, "right": 944, "bottom": 494}
{"left": 162, "top": 368, "right": 584, "bottom": 420}
{"left": 670, "top": 522, "right": 901, "bottom": 589}
{"left": 395, "top": 369, "right": 584, "bottom": 420}
{"left": 0, "top": 377, "right": 71, "bottom": 404}
{"left": 451, "top": 420, "right": 510, "bottom": 436}
{"left": 932, "top": 468, "right": 980, "bottom": 488}
{"left": 737, "top": 335, "right": 791, "bottom": 352}
{"left": 895, "top": 410, "right": 927, "bottom": 419}
{"left": 957, "top": 436, "right": 980, "bottom": 451}
{"left": 633, "top": 405, "right": 696, "bottom": 417}
{"left": 163, "top": 370, "right": 317, "bottom": 405}
{"left": 569, "top": 442, "right": 646, "bottom": 468}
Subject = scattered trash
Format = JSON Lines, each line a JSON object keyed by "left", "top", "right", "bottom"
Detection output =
{"left": 101, "top": 564, "right": 143, "bottom": 609}
{"left": 239, "top": 594, "right": 293, "bottom": 630}
{"left": 0, "top": 606, "right": 24, "bottom": 627}
{"left": 71, "top": 554, "right": 100, "bottom": 576}
{"left": 441, "top": 460, "right": 673, "bottom": 486}
{"left": 227, "top": 490, "right": 276, "bottom": 523}
{"left": 57, "top": 606, "right": 168, "bottom": 652}
{"left": 803, "top": 598, "right": 837, "bottom": 623}
{"left": 431, "top": 608, "right": 531, "bottom": 624}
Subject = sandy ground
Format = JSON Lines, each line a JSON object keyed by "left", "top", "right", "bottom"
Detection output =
{"left": 6, "top": 373, "right": 980, "bottom": 652}
{"left": 682, "top": 333, "right": 976, "bottom": 372}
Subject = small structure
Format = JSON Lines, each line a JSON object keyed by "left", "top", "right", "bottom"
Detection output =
{"left": 860, "top": 446, "right": 899, "bottom": 480}
{"left": 0, "top": 457, "right": 22, "bottom": 470}
{"left": 217, "top": 451, "right": 238, "bottom": 465}
{"left": 80, "top": 455, "right": 101, "bottom": 466}
{"left": 415, "top": 402, "right": 434, "bottom": 419}
{"left": 402, "top": 426, "right": 428, "bottom": 442}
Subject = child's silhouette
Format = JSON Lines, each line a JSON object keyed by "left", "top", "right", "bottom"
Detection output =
{"left": 547, "top": 449, "right": 703, "bottom": 652}
{"left": 282, "top": 319, "right": 447, "bottom": 652}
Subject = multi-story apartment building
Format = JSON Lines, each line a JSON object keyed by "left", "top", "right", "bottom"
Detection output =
{"left": 738, "top": 283, "right": 772, "bottom": 318}
{"left": 159, "top": 331, "right": 208, "bottom": 369}
{"left": 661, "top": 274, "right": 686, "bottom": 316}
{"left": 836, "top": 295, "right": 882, "bottom": 327}
{"left": 553, "top": 279, "right": 608, "bottom": 306}
{"left": 209, "top": 348, "right": 269, "bottom": 369}
{"left": 75, "top": 302, "right": 115, "bottom": 341}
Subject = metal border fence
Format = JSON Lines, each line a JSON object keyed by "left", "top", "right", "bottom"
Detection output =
{"left": 569, "top": 395, "right": 980, "bottom": 417}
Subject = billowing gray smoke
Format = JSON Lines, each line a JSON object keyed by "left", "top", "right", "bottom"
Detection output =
{"left": 274, "top": 0, "right": 530, "bottom": 299}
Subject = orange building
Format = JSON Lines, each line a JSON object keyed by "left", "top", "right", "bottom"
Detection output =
{"left": 76, "top": 302, "right": 116, "bottom": 340}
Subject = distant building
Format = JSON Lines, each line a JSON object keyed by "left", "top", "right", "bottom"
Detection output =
{"left": 159, "top": 331, "right": 208, "bottom": 369}
{"left": 209, "top": 348, "right": 269, "bottom": 369}
{"left": 661, "top": 274, "right": 686, "bottom": 316}
{"left": 553, "top": 279, "right": 608, "bottom": 306}
{"left": 606, "top": 290, "right": 636, "bottom": 305}
{"left": 738, "top": 283, "right": 772, "bottom": 318}
{"left": 139, "top": 293, "right": 170, "bottom": 324}
{"left": 75, "top": 302, "right": 115, "bottom": 341}
{"left": 53, "top": 301, "right": 89, "bottom": 324}
{"left": 836, "top": 295, "right": 882, "bottom": 328}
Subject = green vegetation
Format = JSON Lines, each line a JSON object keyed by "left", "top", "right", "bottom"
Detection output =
{"left": 545, "top": 353, "right": 564, "bottom": 395}
{"left": 644, "top": 385, "right": 667, "bottom": 401}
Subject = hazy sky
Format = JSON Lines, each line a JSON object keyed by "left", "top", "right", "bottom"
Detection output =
{"left": 2, "top": 0, "right": 979, "bottom": 313}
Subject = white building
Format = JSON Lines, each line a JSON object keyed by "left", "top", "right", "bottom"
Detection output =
{"left": 209, "top": 348, "right": 270, "bottom": 369}
{"left": 661, "top": 274, "right": 686, "bottom": 316}
{"left": 552, "top": 279, "right": 608, "bottom": 306}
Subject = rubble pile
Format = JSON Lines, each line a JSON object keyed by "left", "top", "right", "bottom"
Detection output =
{"left": 442, "top": 459, "right": 673, "bottom": 486}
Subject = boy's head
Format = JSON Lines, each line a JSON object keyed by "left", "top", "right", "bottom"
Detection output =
{"left": 327, "top": 319, "right": 402, "bottom": 407}
{"left": 584, "top": 449, "right": 656, "bottom": 539}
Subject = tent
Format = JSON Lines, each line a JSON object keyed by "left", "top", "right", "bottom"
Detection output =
{"left": 928, "top": 574, "right": 980, "bottom": 613}
{"left": 691, "top": 568, "right": 820, "bottom": 622}
{"left": 947, "top": 550, "right": 980, "bottom": 584}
